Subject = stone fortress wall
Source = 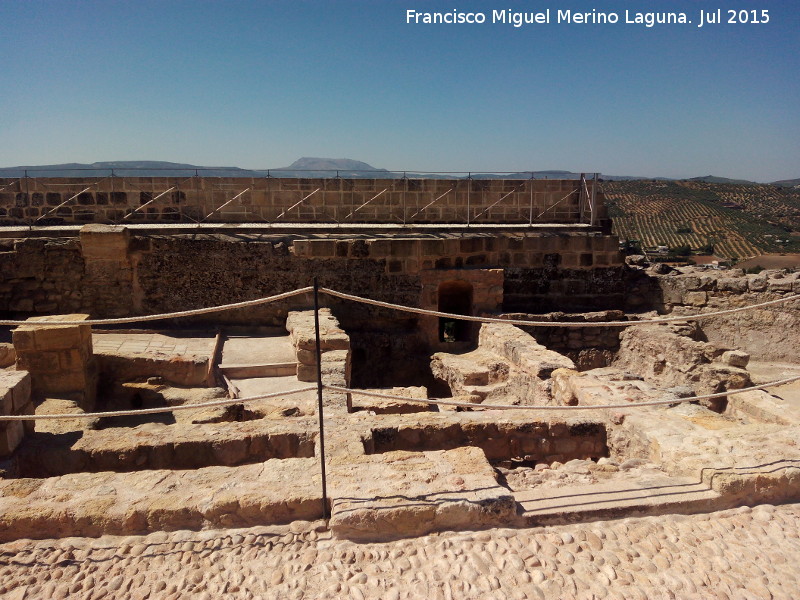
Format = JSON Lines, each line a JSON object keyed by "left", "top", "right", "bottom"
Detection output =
{"left": 1, "top": 224, "right": 798, "bottom": 364}
{"left": 0, "top": 227, "right": 623, "bottom": 320}
{"left": 0, "top": 177, "right": 605, "bottom": 225}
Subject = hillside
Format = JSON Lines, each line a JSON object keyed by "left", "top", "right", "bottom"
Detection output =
{"left": 273, "top": 157, "right": 392, "bottom": 177}
{"left": 604, "top": 180, "right": 800, "bottom": 259}
{"left": 0, "top": 161, "right": 260, "bottom": 178}
{"left": 773, "top": 178, "right": 800, "bottom": 188}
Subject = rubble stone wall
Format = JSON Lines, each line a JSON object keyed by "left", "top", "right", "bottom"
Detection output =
{"left": 510, "top": 311, "right": 626, "bottom": 371}
{"left": 0, "top": 229, "right": 622, "bottom": 322}
{"left": 630, "top": 268, "right": 800, "bottom": 361}
{"left": 366, "top": 419, "right": 608, "bottom": 465}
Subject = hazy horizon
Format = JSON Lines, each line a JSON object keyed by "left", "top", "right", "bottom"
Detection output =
{"left": 0, "top": 157, "right": 794, "bottom": 183}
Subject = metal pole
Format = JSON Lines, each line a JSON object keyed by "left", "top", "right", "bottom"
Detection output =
{"left": 313, "top": 277, "right": 329, "bottom": 520}
{"left": 466, "top": 173, "right": 471, "bottom": 226}
{"left": 402, "top": 173, "right": 407, "bottom": 226}
{"left": 591, "top": 173, "right": 598, "bottom": 227}
{"left": 110, "top": 169, "right": 115, "bottom": 224}
{"left": 529, "top": 173, "right": 534, "bottom": 226}
{"left": 195, "top": 174, "right": 201, "bottom": 229}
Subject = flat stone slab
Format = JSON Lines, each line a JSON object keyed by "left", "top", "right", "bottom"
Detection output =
{"left": 221, "top": 334, "right": 296, "bottom": 366}
{"left": 92, "top": 332, "right": 215, "bottom": 358}
{"left": 328, "top": 446, "right": 516, "bottom": 541}
{"left": 93, "top": 332, "right": 216, "bottom": 386}
{"left": 517, "top": 474, "right": 721, "bottom": 526}
{"left": 0, "top": 458, "right": 323, "bottom": 542}
{"left": 349, "top": 386, "right": 433, "bottom": 414}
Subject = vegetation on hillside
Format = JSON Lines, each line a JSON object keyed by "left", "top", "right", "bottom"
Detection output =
{"left": 603, "top": 180, "right": 800, "bottom": 259}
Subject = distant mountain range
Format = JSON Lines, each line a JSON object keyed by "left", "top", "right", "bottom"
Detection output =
{"left": 0, "top": 158, "right": 796, "bottom": 186}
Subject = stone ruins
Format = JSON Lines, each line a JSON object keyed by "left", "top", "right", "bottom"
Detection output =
{"left": 0, "top": 175, "right": 798, "bottom": 549}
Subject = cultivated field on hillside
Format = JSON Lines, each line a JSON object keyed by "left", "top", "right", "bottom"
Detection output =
{"left": 604, "top": 180, "right": 800, "bottom": 259}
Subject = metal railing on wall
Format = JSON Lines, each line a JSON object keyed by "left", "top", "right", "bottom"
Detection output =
{"left": 0, "top": 168, "right": 602, "bottom": 228}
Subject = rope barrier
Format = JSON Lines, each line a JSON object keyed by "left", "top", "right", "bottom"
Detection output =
{"left": 0, "top": 386, "right": 317, "bottom": 421}
{"left": 325, "top": 375, "right": 800, "bottom": 411}
{"left": 0, "top": 287, "right": 313, "bottom": 327}
{"left": 0, "top": 286, "right": 794, "bottom": 330}
{"left": 4, "top": 375, "right": 797, "bottom": 421}
{"left": 320, "top": 288, "right": 800, "bottom": 328}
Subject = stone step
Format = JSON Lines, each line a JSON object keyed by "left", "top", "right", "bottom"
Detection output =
{"left": 219, "top": 362, "right": 297, "bottom": 378}
{"left": 516, "top": 475, "right": 722, "bottom": 526}
{"left": 15, "top": 419, "right": 316, "bottom": 477}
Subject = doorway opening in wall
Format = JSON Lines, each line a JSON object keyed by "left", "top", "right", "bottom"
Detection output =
{"left": 438, "top": 280, "right": 473, "bottom": 343}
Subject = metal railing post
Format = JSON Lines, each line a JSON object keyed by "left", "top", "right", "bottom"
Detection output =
{"left": 194, "top": 173, "right": 201, "bottom": 229}
{"left": 313, "top": 277, "right": 330, "bottom": 521}
{"left": 110, "top": 169, "right": 115, "bottom": 224}
{"left": 24, "top": 170, "right": 32, "bottom": 229}
{"left": 529, "top": 172, "right": 534, "bottom": 226}
{"left": 466, "top": 173, "right": 471, "bottom": 226}
{"left": 402, "top": 173, "right": 407, "bottom": 226}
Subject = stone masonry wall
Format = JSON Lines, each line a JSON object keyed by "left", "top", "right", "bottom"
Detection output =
{"left": 509, "top": 310, "right": 626, "bottom": 371}
{"left": 0, "top": 229, "right": 622, "bottom": 324}
{"left": 12, "top": 314, "right": 97, "bottom": 410}
{"left": 0, "top": 177, "right": 607, "bottom": 225}
{"left": 627, "top": 267, "right": 800, "bottom": 361}
{"left": 0, "top": 371, "right": 33, "bottom": 459}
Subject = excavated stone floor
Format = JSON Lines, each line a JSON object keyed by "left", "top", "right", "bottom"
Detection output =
{"left": 1, "top": 291, "right": 800, "bottom": 600}
{"left": 3, "top": 319, "right": 800, "bottom": 545}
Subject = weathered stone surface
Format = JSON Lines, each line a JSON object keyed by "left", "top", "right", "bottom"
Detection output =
{"left": 13, "top": 315, "right": 96, "bottom": 409}
{"left": 0, "top": 370, "right": 32, "bottom": 458}
{"left": 15, "top": 418, "right": 316, "bottom": 477}
{"left": 79, "top": 224, "right": 130, "bottom": 260}
{"left": 479, "top": 323, "right": 575, "bottom": 378}
{"left": 328, "top": 447, "right": 516, "bottom": 541}
{"left": 0, "top": 458, "right": 323, "bottom": 542}
{"left": 432, "top": 323, "right": 574, "bottom": 406}
{"left": 721, "top": 349, "right": 750, "bottom": 368}
{"left": 96, "top": 350, "right": 210, "bottom": 387}
{"left": 286, "top": 309, "right": 351, "bottom": 392}
{"left": 349, "top": 386, "right": 432, "bottom": 414}
{"left": 361, "top": 410, "right": 607, "bottom": 465}
{"left": 0, "top": 343, "right": 16, "bottom": 368}
{"left": 0, "top": 230, "right": 797, "bottom": 555}
{"left": 614, "top": 324, "right": 749, "bottom": 395}
{"left": 726, "top": 390, "right": 800, "bottom": 426}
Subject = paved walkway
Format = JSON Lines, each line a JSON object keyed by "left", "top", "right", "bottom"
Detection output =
{"left": 0, "top": 503, "right": 797, "bottom": 599}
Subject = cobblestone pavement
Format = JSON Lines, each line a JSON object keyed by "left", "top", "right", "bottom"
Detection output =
{"left": 0, "top": 503, "right": 798, "bottom": 599}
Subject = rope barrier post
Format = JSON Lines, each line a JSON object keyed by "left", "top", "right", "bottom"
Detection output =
{"left": 313, "top": 277, "right": 330, "bottom": 521}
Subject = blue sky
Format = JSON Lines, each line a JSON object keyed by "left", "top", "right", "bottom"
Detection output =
{"left": 1, "top": 0, "right": 798, "bottom": 181}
